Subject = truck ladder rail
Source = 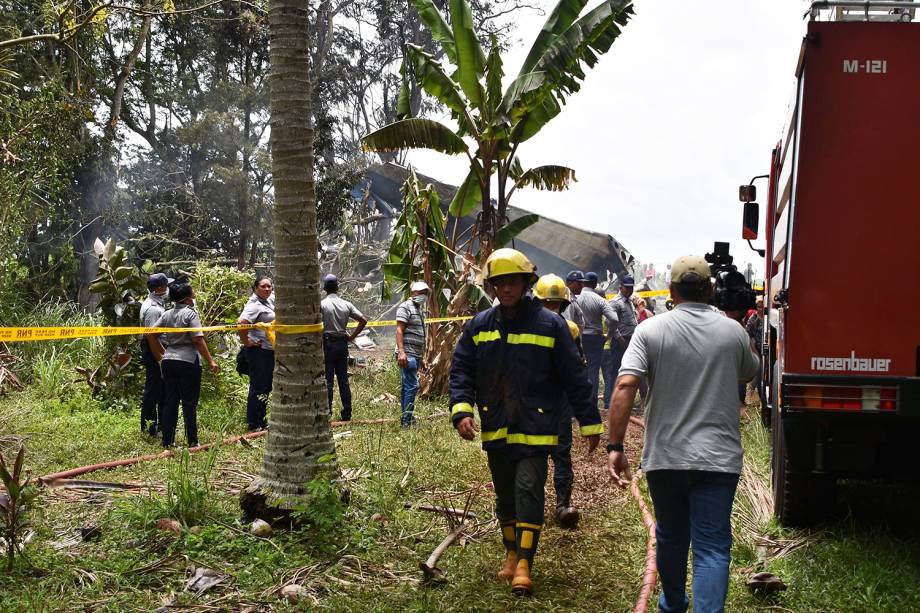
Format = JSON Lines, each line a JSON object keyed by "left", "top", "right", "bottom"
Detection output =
{"left": 809, "top": 1, "right": 917, "bottom": 21}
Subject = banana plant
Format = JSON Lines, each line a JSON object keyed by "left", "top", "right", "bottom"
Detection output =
{"left": 383, "top": 167, "right": 457, "bottom": 316}
{"left": 362, "top": 0, "right": 634, "bottom": 254}
{"left": 79, "top": 238, "right": 149, "bottom": 395}
{"left": 89, "top": 237, "right": 147, "bottom": 325}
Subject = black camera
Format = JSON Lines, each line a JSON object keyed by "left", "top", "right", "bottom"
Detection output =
{"left": 704, "top": 242, "right": 755, "bottom": 315}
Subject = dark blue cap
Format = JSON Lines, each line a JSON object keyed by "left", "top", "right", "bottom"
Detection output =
{"left": 147, "top": 273, "right": 171, "bottom": 290}
{"left": 566, "top": 270, "right": 585, "bottom": 283}
{"left": 323, "top": 273, "right": 338, "bottom": 284}
{"left": 585, "top": 271, "right": 599, "bottom": 282}
{"left": 620, "top": 275, "right": 635, "bottom": 287}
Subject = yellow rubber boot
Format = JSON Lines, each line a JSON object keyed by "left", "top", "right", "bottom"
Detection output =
{"left": 497, "top": 550, "right": 517, "bottom": 581}
{"left": 511, "top": 559, "right": 533, "bottom": 596}
{"left": 511, "top": 522, "right": 540, "bottom": 596}
{"left": 497, "top": 520, "right": 517, "bottom": 581}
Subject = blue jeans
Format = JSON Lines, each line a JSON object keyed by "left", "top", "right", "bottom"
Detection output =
{"left": 645, "top": 470, "right": 740, "bottom": 613}
{"left": 582, "top": 334, "right": 606, "bottom": 409}
{"left": 399, "top": 356, "right": 420, "bottom": 427}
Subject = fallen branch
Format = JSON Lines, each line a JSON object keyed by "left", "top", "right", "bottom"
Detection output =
{"left": 420, "top": 523, "right": 467, "bottom": 582}
{"left": 403, "top": 502, "right": 478, "bottom": 520}
{"left": 42, "top": 479, "right": 148, "bottom": 491}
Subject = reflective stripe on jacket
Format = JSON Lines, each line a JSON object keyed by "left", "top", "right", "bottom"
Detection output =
{"left": 449, "top": 296, "right": 602, "bottom": 454}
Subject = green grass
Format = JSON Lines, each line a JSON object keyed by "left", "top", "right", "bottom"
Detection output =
{"left": 1, "top": 357, "right": 920, "bottom": 611}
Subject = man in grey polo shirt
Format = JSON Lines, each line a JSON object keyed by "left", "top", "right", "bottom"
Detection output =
{"left": 606, "top": 255, "right": 758, "bottom": 613}
{"left": 567, "top": 270, "right": 618, "bottom": 409}
{"left": 395, "top": 281, "right": 429, "bottom": 427}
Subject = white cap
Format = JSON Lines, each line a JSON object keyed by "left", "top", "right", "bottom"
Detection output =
{"left": 410, "top": 281, "right": 430, "bottom": 292}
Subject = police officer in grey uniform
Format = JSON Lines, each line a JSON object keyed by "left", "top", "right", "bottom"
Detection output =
{"left": 238, "top": 276, "right": 275, "bottom": 431}
{"left": 320, "top": 274, "right": 367, "bottom": 421}
{"left": 147, "top": 283, "right": 219, "bottom": 448}
{"left": 140, "top": 273, "right": 170, "bottom": 436}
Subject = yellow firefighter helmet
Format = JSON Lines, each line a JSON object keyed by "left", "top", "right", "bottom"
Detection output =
{"left": 533, "top": 274, "right": 570, "bottom": 305}
{"left": 483, "top": 248, "right": 537, "bottom": 283}
{"left": 566, "top": 319, "right": 581, "bottom": 341}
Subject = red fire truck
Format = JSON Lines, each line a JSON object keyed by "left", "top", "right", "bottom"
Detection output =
{"left": 740, "top": 1, "right": 920, "bottom": 526}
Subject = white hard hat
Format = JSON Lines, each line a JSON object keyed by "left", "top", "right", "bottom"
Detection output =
{"left": 410, "top": 281, "right": 430, "bottom": 292}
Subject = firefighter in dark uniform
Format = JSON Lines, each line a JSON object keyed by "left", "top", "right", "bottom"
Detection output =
{"left": 449, "top": 249, "right": 602, "bottom": 596}
{"left": 533, "top": 273, "right": 587, "bottom": 529}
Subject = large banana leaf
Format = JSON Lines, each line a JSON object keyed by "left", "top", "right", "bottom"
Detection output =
{"left": 504, "top": 0, "right": 632, "bottom": 143}
{"left": 493, "top": 213, "right": 539, "bottom": 248}
{"left": 362, "top": 118, "right": 469, "bottom": 155}
{"left": 518, "top": 0, "right": 590, "bottom": 76}
{"left": 448, "top": 168, "right": 482, "bottom": 217}
{"left": 406, "top": 45, "right": 470, "bottom": 123}
{"left": 449, "top": 0, "right": 486, "bottom": 107}
{"left": 515, "top": 165, "right": 577, "bottom": 191}
{"left": 533, "top": 0, "right": 634, "bottom": 96}
{"left": 410, "top": 0, "right": 458, "bottom": 66}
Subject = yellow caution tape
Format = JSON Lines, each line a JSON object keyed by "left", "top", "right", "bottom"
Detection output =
{"left": 4, "top": 290, "right": 712, "bottom": 344}
{"left": 0, "top": 316, "right": 475, "bottom": 344}
{"left": 605, "top": 289, "right": 671, "bottom": 300}
{"left": 350, "top": 316, "right": 472, "bottom": 329}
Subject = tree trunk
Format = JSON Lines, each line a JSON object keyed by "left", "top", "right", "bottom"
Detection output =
{"left": 241, "top": 0, "right": 336, "bottom": 516}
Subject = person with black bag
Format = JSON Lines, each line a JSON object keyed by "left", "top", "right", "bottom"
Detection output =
{"left": 237, "top": 276, "right": 275, "bottom": 431}
{"left": 139, "top": 273, "right": 170, "bottom": 437}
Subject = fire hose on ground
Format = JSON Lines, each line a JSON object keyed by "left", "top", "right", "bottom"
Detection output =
{"left": 628, "top": 414, "right": 658, "bottom": 613}
{"left": 37, "top": 411, "right": 446, "bottom": 485}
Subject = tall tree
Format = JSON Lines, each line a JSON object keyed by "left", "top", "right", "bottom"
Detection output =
{"left": 242, "top": 0, "right": 337, "bottom": 513}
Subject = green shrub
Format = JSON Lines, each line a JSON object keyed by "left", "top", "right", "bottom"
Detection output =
{"left": 163, "top": 447, "right": 218, "bottom": 526}
{"left": 192, "top": 263, "right": 255, "bottom": 326}
{"left": 0, "top": 446, "right": 38, "bottom": 571}
{"left": 291, "top": 477, "right": 348, "bottom": 554}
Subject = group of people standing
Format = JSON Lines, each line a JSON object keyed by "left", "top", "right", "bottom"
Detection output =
{"left": 138, "top": 268, "right": 428, "bottom": 448}
{"left": 139, "top": 274, "right": 270, "bottom": 448}
{"left": 558, "top": 269, "right": 654, "bottom": 413}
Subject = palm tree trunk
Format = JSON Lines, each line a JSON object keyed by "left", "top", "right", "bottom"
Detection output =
{"left": 242, "top": 0, "right": 336, "bottom": 516}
